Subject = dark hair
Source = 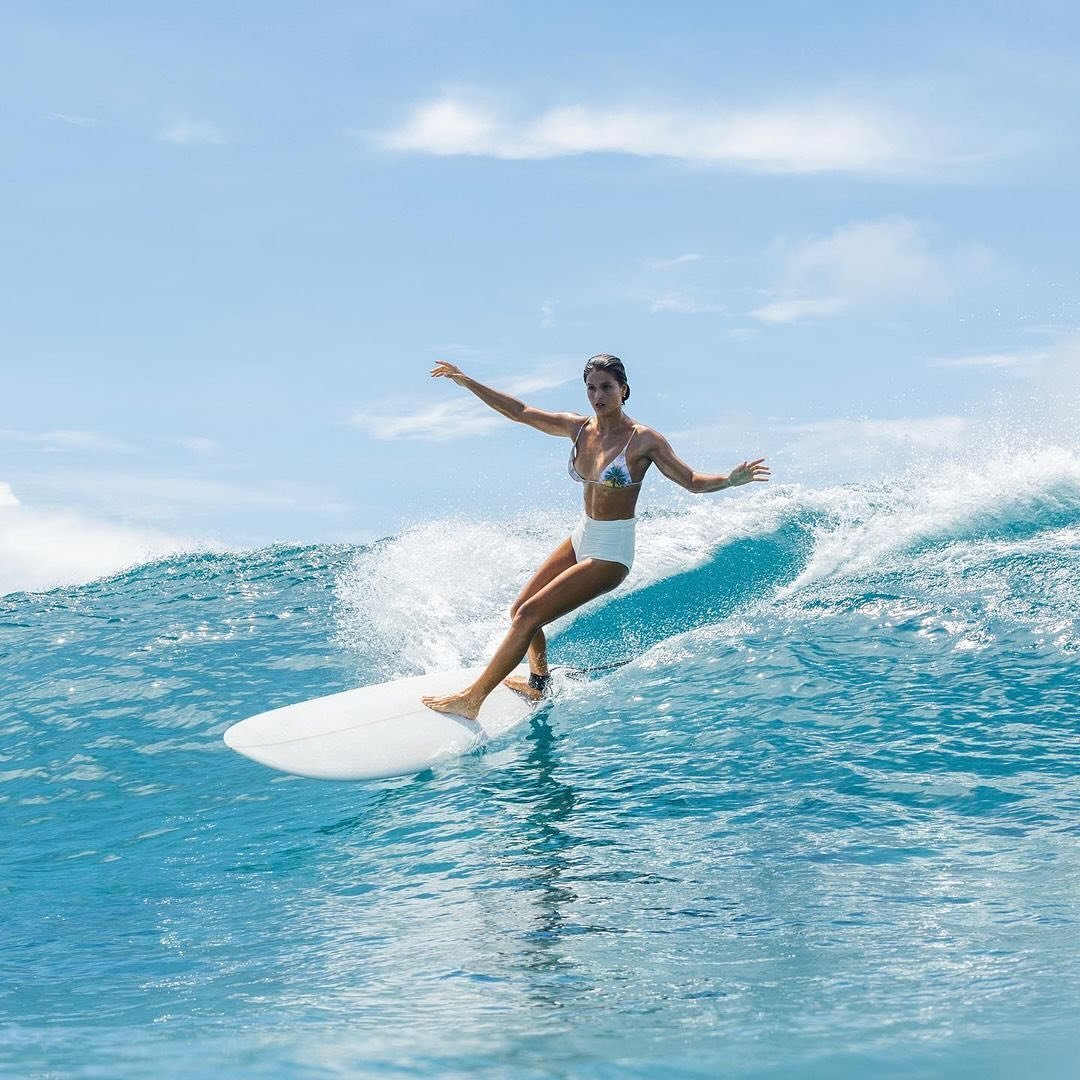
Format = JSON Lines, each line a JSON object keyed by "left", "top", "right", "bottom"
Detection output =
{"left": 583, "top": 353, "right": 630, "bottom": 403}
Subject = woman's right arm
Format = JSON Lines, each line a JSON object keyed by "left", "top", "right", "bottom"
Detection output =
{"left": 431, "top": 361, "right": 582, "bottom": 437}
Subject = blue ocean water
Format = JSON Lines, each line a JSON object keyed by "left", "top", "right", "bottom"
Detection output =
{"left": 3, "top": 457, "right": 1080, "bottom": 1078}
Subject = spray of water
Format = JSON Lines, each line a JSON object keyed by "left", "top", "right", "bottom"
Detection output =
{"left": 332, "top": 431, "right": 1080, "bottom": 680}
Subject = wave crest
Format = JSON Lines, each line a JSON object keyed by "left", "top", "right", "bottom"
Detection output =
{"left": 333, "top": 447, "right": 1080, "bottom": 675}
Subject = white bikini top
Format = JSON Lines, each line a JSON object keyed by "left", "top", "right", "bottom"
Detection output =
{"left": 568, "top": 420, "right": 642, "bottom": 488}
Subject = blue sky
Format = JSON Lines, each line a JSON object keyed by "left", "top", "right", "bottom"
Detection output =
{"left": 2, "top": 1, "right": 1079, "bottom": 588}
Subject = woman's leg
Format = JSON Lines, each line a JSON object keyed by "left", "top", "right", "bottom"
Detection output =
{"left": 422, "top": 557, "right": 627, "bottom": 720}
{"left": 505, "top": 538, "right": 577, "bottom": 694}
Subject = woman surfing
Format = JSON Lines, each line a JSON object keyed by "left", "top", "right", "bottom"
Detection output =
{"left": 421, "top": 354, "right": 770, "bottom": 720}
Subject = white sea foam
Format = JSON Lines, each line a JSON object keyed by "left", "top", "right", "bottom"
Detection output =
{"left": 0, "top": 484, "right": 208, "bottom": 596}
{"left": 643, "top": 442, "right": 1080, "bottom": 667}
{"left": 332, "top": 490, "right": 807, "bottom": 677}
{"left": 784, "top": 444, "right": 1080, "bottom": 594}
{"left": 333, "top": 435, "right": 1080, "bottom": 680}
{"left": 334, "top": 513, "right": 571, "bottom": 677}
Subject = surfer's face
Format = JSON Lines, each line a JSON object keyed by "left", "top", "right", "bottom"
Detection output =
{"left": 586, "top": 373, "right": 626, "bottom": 413}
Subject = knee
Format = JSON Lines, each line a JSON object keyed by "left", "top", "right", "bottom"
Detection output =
{"left": 512, "top": 599, "right": 544, "bottom": 635}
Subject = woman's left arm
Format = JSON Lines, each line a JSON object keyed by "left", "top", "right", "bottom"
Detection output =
{"left": 645, "top": 432, "right": 770, "bottom": 493}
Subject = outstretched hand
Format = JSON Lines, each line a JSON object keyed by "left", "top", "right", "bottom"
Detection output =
{"left": 728, "top": 459, "right": 771, "bottom": 487}
{"left": 430, "top": 360, "right": 467, "bottom": 384}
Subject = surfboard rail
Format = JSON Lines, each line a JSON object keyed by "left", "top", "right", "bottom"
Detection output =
{"left": 223, "top": 664, "right": 536, "bottom": 781}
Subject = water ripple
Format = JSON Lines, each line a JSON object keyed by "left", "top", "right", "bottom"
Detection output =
{"left": 2, "top": 523, "right": 1079, "bottom": 1077}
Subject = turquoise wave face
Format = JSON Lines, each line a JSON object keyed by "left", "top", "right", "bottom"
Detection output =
{"left": 2, "top": 473, "right": 1079, "bottom": 1078}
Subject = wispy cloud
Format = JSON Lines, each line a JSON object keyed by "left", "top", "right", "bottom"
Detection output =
{"left": 647, "top": 292, "right": 725, "bottom": 315}
{"left": 503, "top": 365, "right": 575, "bottom": 395}
{"left": 647, "top": 253, "right": 704, "bottom": 270}
{"left": 634, "top": 250, "right": 723, "bottom": 314}
{"left": 351, "top": 397, "right": 505, "bottom": 441}
{"left": 378, "top": 95, "right": 937, "bottom": 175}
{"left": 929, "top": 333, "right": 1080, "bottom": 405}
{"left": 777, "top": 414, "right": 969, "bottom": 484}
{"left": 928, "top": 348, "right": 1049, "bottom": 370}
{"left": 0, "top": 428, "right": 136, "bottom": 453}
{"left": 0, "top": 481, "right": 19, "bottom": 507}
{"left": 787, "top": 416, "right": 968, "bottom": 451}
{"left": 25, "top": 471, "right": 333, "bottom": 532}
{"left": 50, "top": 112, "right": 103, "bottom": 127}
{"left": 89, "top": 474, "right": 300, "bottom": 511}
{"left": 671, "top": 413, "right": 970, "bottom": 487}
{"left": 672, "top": 415, "right": 968, "bottom": 453}
{"left": 750, "top": 217, "right": 996, "bottom": 323}
{"left": 176, "top": 436, "right": 222, "bottom": 456}
{"left": 159, "top": 118, "right": 226, "bottom": 145}
{"left": 750, "top": 297, "right": 848, "bottom": 323}
{"left": 354, "top": 363, "right": 576, "bottom": 441}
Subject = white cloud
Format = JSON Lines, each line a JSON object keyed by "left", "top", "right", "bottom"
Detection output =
{"left": 788, "top": 416, "right": 968, "bottom": 451}
{"left": 1029, "top": 335, "right": 1080, "bottom": 431}
{"left": 750, "top": 217, "right": 996, "bottom": 323}
{"left": 647, "top": 292, "right": 725, "bottom": 315}
{"left": 779, "top": 415, "right": 970, "bottom": 485}
{"left": 354, "top": 364, "right": 576, "bottom": 441}
{"left": 378, "top": 95, "right": 931, "bottom": 174}
{"left": 636, "top": 251, "right": 722, "bottom": 314}
{"left": 50, "top": 112, "right": 103, "bottom": 127}
{"left": 927, "top": 330, "right": 1080, "bottom": 380}
{"left": 749, "top": 297, "right": 848, "bottom": 323}
{"left": 383, "top": 97, "right": 497, "bottom": 156}
{"left": 176, "top": 436, "right": 222, "bottom": 456}
{"left": 670, "top": 413, "right": 970, "bottom": 487}
{"left": 928, "top": 348, "right": 1049, "bottom": 371}
{"left": 647, "top": 253, "right": 704, "bottom": 270}
{"left": 70, "top": 474, "right": 299, "bottom": 511}
{"left": 159, "top": 119, "right": 226, "bottom": 145}
{"left": 22, "top": 472, "right": 328, "bottom": 534}
{"left": 351, "top": 397, "right": 505, "bottom": 441}
{"left": 503, "top": 366, "right": 575, "bottom": 395}
{"left": 0, "top": 428, "right": 136, "bottom": 453}
{"left": 0, "top": 483, "right": 206, "bottom": 595}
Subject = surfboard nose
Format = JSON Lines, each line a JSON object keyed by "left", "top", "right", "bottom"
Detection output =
{"left": 222, "top": 664, "right": 535, "bottom": 781}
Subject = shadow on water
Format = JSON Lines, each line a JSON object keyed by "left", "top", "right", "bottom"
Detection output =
{"left": 553, "top": 525, "right": 809, "bottom": 668}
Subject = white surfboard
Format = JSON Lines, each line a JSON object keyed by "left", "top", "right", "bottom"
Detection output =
{"left": 223, "top": 664, "right": 539, "bottom": 781}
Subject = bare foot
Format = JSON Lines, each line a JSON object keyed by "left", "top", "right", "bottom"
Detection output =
{"left": 421, "top": 689, "right": 483, "bottom": 721}
{"left": 503, "top": 675, "right": 546, "bottom": 702}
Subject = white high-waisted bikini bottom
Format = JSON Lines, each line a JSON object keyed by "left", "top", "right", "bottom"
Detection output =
{"left": 570, "top": 515, "right": 636, "bottom": 572}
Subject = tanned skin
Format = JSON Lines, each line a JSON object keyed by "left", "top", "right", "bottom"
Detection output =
{"left": 420, "top": 361, "right": 770, "bottom": 720}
